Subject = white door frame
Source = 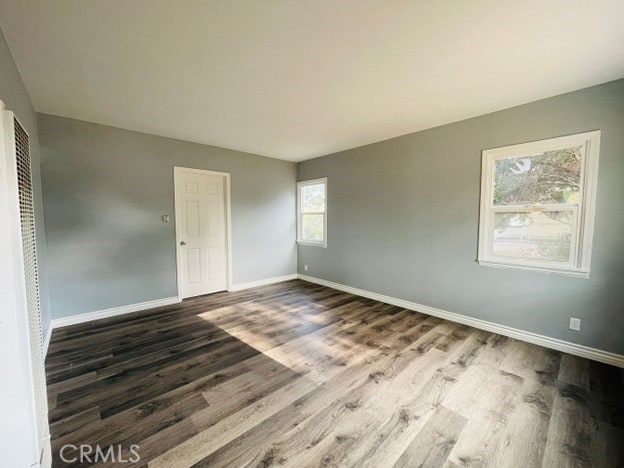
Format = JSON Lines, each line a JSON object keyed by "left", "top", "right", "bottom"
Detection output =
{"left": 173, "top": 166, "right": 233, "bottom": 300}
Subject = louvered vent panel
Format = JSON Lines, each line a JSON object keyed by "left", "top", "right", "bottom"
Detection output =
{"left": 14, "top": 117, "right": 48, "bottom": 446}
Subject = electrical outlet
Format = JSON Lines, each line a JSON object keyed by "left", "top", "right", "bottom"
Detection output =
{"left": 569, "top": 317, "right": 581, "bottom": 331}
{"left": 304, "top": 264, "right": 308, "bottom": 271}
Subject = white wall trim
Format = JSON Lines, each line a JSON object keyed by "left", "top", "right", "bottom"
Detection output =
{"left": 48, "top": 274, "right": 298, "bottom": 332}
{"left": 40, "top": 436, "right": 51, "bottom": 468}
{"left": 46, "top": 273, "right": 623, "bottom": 368}
{"left": 298, "top": 274, "right": 624, "bottom": 368}
{"left": 42, "top": 324, "right": 52, "bottom": 358}
{"left": 50, "top": 297, "right": 180, "bottom": 330}
{"left": 229, "top": 274, "right": 298, "bottom": 292}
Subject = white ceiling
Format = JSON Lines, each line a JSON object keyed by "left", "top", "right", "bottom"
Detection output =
{"left": 1, "top": 1, "right": 623, "bottom": 162}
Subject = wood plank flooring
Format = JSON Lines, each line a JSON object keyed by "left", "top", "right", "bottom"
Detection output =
{"left": 46, "top": 280, "right": 624, "bottom": 467}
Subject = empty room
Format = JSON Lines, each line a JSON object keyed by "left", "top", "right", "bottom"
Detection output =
{"left": 1, "top": 1, "right": 623, "bottom": 467}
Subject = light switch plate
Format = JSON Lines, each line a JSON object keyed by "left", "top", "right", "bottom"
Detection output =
{"left": 162, "top": 215, "right": 170, "bottom": 223}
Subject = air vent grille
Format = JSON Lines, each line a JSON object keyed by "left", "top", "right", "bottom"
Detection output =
{"left": 14, "top": 117, "right": 48, "bottom": 445}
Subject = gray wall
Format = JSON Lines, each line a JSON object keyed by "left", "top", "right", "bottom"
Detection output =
{"left": 0, "top": 28, "right": 51, "bottom": 337}
{"left": 39, "top": 114, "right": 297, "bottom": 319}
{"left": 298, "top": 79, "right": 624, "bottom": 355}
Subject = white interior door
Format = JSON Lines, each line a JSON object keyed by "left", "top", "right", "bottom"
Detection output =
{"left": 175, "top": 167, "right": 228, "bottom": 298}
{"left": 0, "top": 100, "right": 50, "bottom": 466}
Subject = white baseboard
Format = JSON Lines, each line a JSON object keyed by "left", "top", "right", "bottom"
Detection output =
{"left": 297, "top": 274, "right": 624, "bottom": 368}
{"left": 47, "top": 273, "right": 298, "bottom": 332}
{"left": 50, "top": 296, "right": 181, "bottom": 330}
{"left": 44, "top": 274, "right": 623, "bottom": 368}
{"left": 39, "top": 435, "right": 51, "bottom": 468}
{"left": 229, "top": 274, "right": 298, "bottom": 292}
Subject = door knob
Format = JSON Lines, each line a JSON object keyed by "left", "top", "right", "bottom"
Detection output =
{"left": 180, "top": 241, "right": 186, "bottom": 246}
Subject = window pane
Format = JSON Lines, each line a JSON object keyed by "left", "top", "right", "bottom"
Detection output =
{"left": 493, "top": 146, "right": 582, "bottom": 205}
{"left": 492, "top": 211, "right": 573, "bottom": 262}
{"left": 301, "top": 213, "right": 324, "bottom": 242}
{"left": 301, "top": 183, "right": 325, "bottom": 213}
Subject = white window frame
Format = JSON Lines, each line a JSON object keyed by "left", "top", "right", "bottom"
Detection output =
{"left": 297, "top": 177, "right": 327, "bottom": 247}
{"left": 478, "top": 131, "right": 600, "bottom": 278}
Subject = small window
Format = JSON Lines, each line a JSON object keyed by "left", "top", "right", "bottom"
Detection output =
{"left": 297, "top": 178, "right": 327, "bottom": 247}
{"left": 478, "top": 131, "right": 600, "bottom": 278}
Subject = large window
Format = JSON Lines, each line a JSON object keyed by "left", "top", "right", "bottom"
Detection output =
{"left": 297, "top": 178, "right": 327, "bottom": 247}
{"left": 478, "top": 131, "right": 600, "bottom": 277}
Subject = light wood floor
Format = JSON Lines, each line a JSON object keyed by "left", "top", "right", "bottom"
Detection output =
{"left": 46, "top": 280, "right": 624, "bottom": 467}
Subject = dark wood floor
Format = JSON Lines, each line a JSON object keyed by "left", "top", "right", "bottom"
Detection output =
{"left": 46, "top": 280, "right": 624, "bottom": 467}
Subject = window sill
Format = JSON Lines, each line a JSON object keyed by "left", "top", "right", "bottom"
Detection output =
{"left": 297, "top": 240, "right": 327, "bottom": 248}
{"left": 477, "top": 260, "right": 589, "bottom": 279}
